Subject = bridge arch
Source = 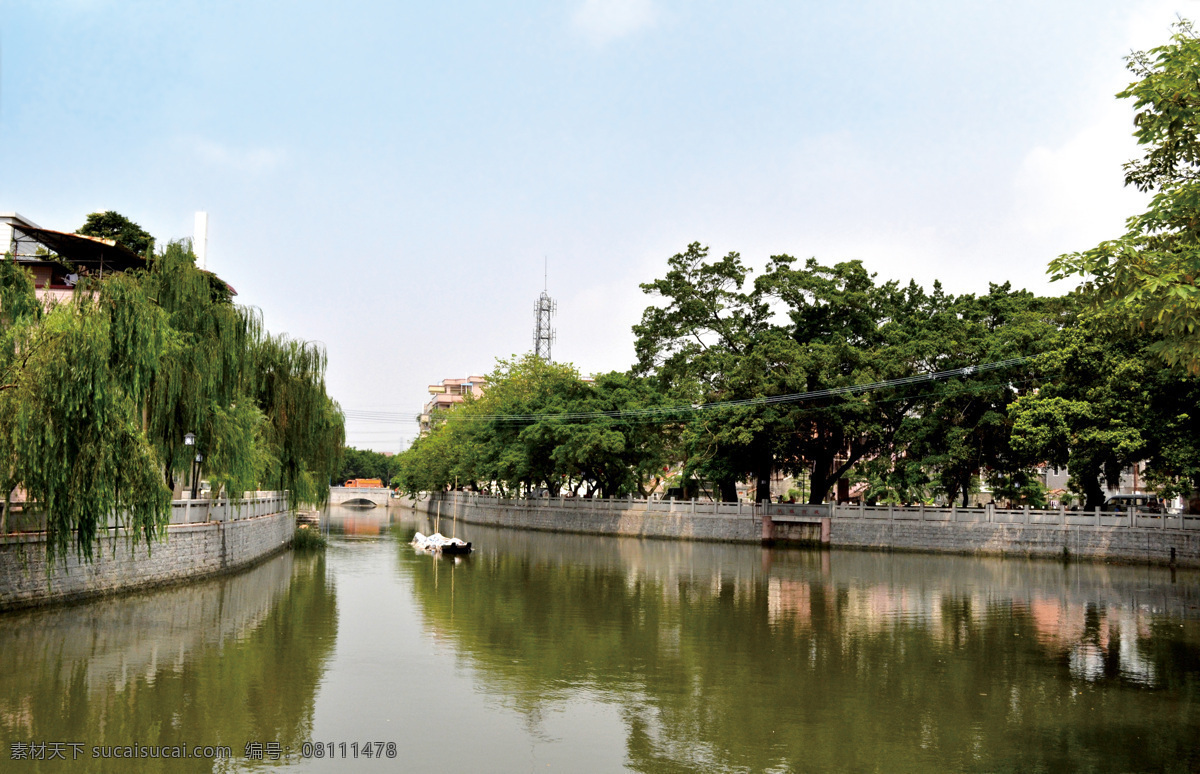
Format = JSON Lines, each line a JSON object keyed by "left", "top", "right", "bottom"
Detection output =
{"left": 328, "top": 487, "right": 392, "bottom": 508}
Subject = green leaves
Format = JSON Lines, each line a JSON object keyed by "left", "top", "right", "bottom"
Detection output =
{"left": 1051, "top": 19, "right": 1200, "bottom": 374}
{"left": 0, "top": 277, "right": 171, "bottom": 560}
{"left": 76, "top": 211, "right": 155, "bottom": 257}
{"left": 393, "top": 357, "right": 676, "bottom": 499}
{"left": 0, "top": 236, "right": 344, "bottom": 560}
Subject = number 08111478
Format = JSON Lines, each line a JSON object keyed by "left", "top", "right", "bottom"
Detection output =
{"left": 300, "top": 741, "right": 397, "bottom": 759}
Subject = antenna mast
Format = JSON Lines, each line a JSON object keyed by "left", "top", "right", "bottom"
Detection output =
{"left": 533, "top": 258, "right": 556, "bottom": 361}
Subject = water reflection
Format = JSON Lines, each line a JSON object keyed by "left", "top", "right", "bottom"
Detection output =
{"left": 395, "top": 509, "right": 1200, "bottom": 774}
{"left": 0, "top": 551, "right": 337, "bottom": 772}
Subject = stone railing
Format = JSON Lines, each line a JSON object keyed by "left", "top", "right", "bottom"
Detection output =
{"left": 441, "top": 491, "right": 759, "bottom": 518}
{"left": 827, "top": 502, "right": 1200, "bottom": 530}
{"left": 2, "top": 491, "right": 290, "bottom": 535}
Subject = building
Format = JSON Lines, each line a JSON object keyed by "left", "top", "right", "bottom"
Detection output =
{"left": 418, "top": 375, "right": 487, "bottom": 435}
{"left": 1, "top": 212, "right": 147, "bottom": 304}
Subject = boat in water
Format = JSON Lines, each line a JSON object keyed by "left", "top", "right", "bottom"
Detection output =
{"left": 411, "top": 531, "right": 472, "bottom": 555}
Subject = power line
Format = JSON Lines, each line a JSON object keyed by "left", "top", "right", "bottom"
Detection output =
{"left": 344, "top": 356, "right": 1032, "bottom": 426}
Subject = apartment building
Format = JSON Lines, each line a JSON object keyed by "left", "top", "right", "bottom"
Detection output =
{"left": 418, "top": 375, "right": 487, "bottom": 435}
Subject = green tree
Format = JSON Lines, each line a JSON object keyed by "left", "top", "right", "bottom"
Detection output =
{"left": 635, "top": 245, "right": 1000, "bottom": 504}
{"left": 77, "top": 210, "right": 156, "bottom": 256}
{"left": 633, "top": 243, "right": 783, "bottom": 502}
{"left": 0, "top": 237, "right": 344, "bottom": 560}
{"left": 902, "top": 285, "right": 1063, "bottom": 506}
{"left": 392, "top": 358, "right": 675, "bottom": 499}
{"left": 337, "top": 446, "right": 402, "bottom": 485}
{"left": 1050, "top": 20, "right": 1200, "bottom": 373}
{"left": 0, "top": 261, "right": 171, "bottom": 559}
{"left": 1009, "top": 316, "right": 1150, "bottom": 509}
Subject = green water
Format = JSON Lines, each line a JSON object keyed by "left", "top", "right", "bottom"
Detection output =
{"left": 1, "top": 505, "right": 1198, "bottom": 772}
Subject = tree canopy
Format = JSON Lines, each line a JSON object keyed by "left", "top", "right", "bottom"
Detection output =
{"left": 0, "top": 223, "right": 344, "bottom": 560}
{"left": 77, "top": 211, "right": 156, "bottom": 257}
{"left": 393, "top": 355, "right": 675, "bottom": 499}
{"left": 1050, "top": 19, "right": 1200, "bottom": 373}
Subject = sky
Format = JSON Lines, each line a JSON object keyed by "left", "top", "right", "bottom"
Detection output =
{"left": 1, "top": 0, "right": 1195, "bottom": 452}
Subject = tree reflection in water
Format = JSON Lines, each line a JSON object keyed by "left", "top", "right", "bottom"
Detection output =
{"left": 0, "top": 551, "right": 337, "bottom": 773}
{"left": 397, "top": 519, "right": 1200, "bottom": 774}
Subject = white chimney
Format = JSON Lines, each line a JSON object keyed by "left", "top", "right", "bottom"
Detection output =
{"left": 193, "top": 211, "right": 208, "bottom": 270}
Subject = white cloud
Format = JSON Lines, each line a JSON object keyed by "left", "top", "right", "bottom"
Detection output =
{"left": 1012, "top": 99, "right": 1146, "bottom": 249}
{"left": 188, "top": 138, "right": 287, "bottom": 174}
{"left": 572, "top": 0, "right": 658, "bottom": 45}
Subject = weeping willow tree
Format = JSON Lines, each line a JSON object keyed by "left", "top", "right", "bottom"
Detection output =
{"left": 0, "top": 238, "right": 344, "bottom": 561}
{"left": 141, "top": 241, "right": 256, "bottom": 492}
{"left": 250, "top": 332, "right": 344, "bottom": 505}
{"left": 139, "top": 241, "right": 342, "bottom": 505}
{"left": 0, "top": 261, "right": 171, "bottom": 560}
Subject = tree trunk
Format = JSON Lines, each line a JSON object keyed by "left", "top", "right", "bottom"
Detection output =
{"left": 1078, "top": 461, "right": 1106, "bottom": 510}
{"left": 808, "top": 453, "right": 835, "bottom": 504}
{"left": 719, "top": 478, "right": 738, "bottom": 503}
{"left": 755, "top": 454, "right": 773, "bottom": 503}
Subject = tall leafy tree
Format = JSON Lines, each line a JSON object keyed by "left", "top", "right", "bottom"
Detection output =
{"left": 77, "top": 211, "right": 156, "bottom": 256}
{"left": 635, "top": 245, "right": 989, "bottom": 503}
{"left": 1050, "top": 19, "right": 1200, "bottom": 373}
{"left": 0, "top": 261, "right": 171, "bottom": 559}
{"left": 0, "top": 231, "right": 344, "bottom": 560}
{"left": 633, "top": 243, "right": 779, "bottom": 501}
{"left": 1009, "top": 316, "right": 1150, "bottom": 509}
{"left": 903, "top": 285, "right": 1063, "bottom": 506}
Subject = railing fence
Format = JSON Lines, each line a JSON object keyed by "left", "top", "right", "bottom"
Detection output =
{"left": 426, "top": 492, "right": 1200, "bottom": 531}
{"left": 2, "top": 491, "right": 290, "bottom": 534}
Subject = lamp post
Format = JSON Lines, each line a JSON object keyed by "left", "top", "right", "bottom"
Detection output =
{"left": 183, "top": 432, "right": 201, "bottom": 499}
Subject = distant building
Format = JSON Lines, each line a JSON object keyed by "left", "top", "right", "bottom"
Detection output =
{"left": 418, "top": 375, "right": 486, "bottom": 435}
{"left": 0, "top": 212, "right": 147, "bottom": 304}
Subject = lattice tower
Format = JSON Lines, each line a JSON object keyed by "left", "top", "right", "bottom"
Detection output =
{"left": 533, "top": 290, "right": 556, "bottom": 361}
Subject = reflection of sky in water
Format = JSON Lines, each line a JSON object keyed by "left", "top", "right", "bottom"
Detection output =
{"left": 765, "top": 574, "right": 1178, "bottom": 688}
{"left": 387, "top": 509, "right": 1200, "bottom": 773}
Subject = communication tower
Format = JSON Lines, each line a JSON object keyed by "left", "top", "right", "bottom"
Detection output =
{"left": 533, "top": 261, "right": 556, "bottom": 361}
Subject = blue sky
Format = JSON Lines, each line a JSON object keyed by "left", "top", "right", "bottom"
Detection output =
{"left": 1, "top": 0, "right": 1191, "bottom": 451}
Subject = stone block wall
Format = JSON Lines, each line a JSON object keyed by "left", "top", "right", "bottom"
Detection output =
{"left": 403, "top": 494, "right": 1200, "bottom": 568}
{"left": 409, "top": 495, "right": 762, "bottom": 543}
{"left": 0, "top": 510, "right": 293, "bottom": 611}
{"left": 832, "top": 518, "right": 1200, "bottom": 567}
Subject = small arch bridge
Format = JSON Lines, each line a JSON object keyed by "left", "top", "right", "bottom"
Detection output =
{"left": 329, "top": 487, "right": 392, "bottom": 508}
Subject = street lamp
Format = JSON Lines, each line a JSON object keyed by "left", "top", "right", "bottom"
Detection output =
{"left": 183, "top": 432, "right": 201, "bottom": 499}
{"left": 193, "top": 453, "right": 204, "bottom": 499}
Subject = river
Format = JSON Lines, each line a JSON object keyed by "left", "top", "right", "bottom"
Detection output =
{"left": 0, "top": 504, "right": 1197, "bottom": 772}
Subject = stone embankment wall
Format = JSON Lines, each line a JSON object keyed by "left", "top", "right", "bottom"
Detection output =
{"left": 832, "top": 518, "right": 1200, "bottom": 567}
{"left": 405, "top": 493, "right": 762, "bottom": 543}
{"left": 0, "top": 494, "right": 293, "bottom": 611}
{"left": 405, "top": 494, "right": 1200, "bottom": 568}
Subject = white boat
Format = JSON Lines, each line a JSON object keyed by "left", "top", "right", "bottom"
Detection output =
{"left": 411, "top": 531, "right": 473, "bottom": 555}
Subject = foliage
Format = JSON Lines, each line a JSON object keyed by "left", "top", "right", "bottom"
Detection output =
{"left": 0, "top": 224, "right": 344, "bottom": 559}
{"left": 1011, "top": 311, "right": 1200, "bottom": 508}
{"left": 249, "top": 331, "right": 344, "bottom": 505}
{"left": 77, "top": 210, "right": 155, "bottom": 256}
{"left": 987, "top": 470, "right": 1048, "bottom": 508}
{"left": 901, "top": 285, "right": 1064, "bottom": 506}
{"left": 0, "top": 261, "right": 171, "bottom": 559}
{"left": 1050, "top": 19, "right": 1200, "bottom": 373}
{"left": 392, "top": 356, "right": 675, "bottom": 499}
{"left": 291, "top": 525, "right": 327, "bottom": 551}
{"left": 337, "top": 446, "right": 402, "bottom": 486}
{"left": 633, "top": 245, "right": 1056, "bottom": 503}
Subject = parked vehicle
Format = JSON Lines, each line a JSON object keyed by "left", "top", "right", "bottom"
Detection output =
{"left": 344, "top": 478, "right": 383, "bottom": 488}
{"left": 1103, "top": 494, "right": 1165, "bottom": 513}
